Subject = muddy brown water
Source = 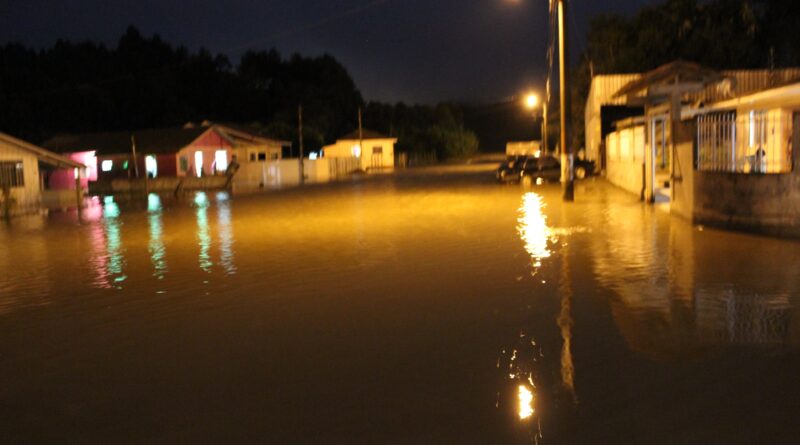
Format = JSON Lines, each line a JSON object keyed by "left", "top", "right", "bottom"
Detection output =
{"left": 1, "top": 166, "right": 799, "bottom": 444}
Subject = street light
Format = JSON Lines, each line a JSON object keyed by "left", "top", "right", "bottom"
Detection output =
{"left": 524, "top": 93, "right": 539, "bottom": 110}
{"left": 521, "top": 91, "right": 548, "bottom": 156}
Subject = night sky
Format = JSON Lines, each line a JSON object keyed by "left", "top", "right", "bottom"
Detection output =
{"left": 0, "top": 0, "right": 660, "bottom": 103}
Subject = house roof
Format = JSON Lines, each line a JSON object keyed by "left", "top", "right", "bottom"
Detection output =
{"left": 339, "top": 129, "right": 395, "bottom": 141}
{"left": 43, "top": 123, "right": 289, "bottom": 156}
{"left": 0, "top": 132, "right": 84, "bottom": 169}
{"left": 614, "top": 60, "right": 725, "bottom": 99}
{"left": 43, "top": 127, "right": 211, "bottom": 156}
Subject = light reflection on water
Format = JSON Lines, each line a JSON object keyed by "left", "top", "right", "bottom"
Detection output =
{"left": 195, "top": 192, "right": 213, "bottom": 273}
{"left": 102, "top": 196, "right": 126, "bottom": 287}
{"left": 0, "top": 172, "right": 799, "bottom": 443}
{"left": 148, "top": 194, "right": 167, "bottom": 281}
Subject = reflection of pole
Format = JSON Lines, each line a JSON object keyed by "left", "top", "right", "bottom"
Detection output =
{"left": 131, "top": 135, "right": 140, "bottom": 178}
{"left": 558, "top": 232, "right": 576, "bottom": 401}
{"left": 558, "top": 0, "right": 574, "bottom": 201}
{"left": 298, "top": 104, "right": 305, "bottom": 184}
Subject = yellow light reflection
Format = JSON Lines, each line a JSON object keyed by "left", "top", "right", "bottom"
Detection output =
{"left": 517, "top": 193, "right": 552, "bottom": 269}
{"left": 518, "top": 385, "right": 535, "bottom": 420}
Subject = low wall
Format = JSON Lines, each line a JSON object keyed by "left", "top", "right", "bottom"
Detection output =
{"left": 41, "top": 189, "right": 82, "bottom": 211}
{"left": 606, "top": 159, "right": 644, "bottom": 197}
{"left": 693, "top": 172, "right": 800, "bottom": 237}
{"left": 89, "top": 176, "right": 229, "bottom": 194}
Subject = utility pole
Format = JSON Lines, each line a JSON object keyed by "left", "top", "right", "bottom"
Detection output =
{"left": 298, "top": 104, "right": 304, "bottom": 184}
{"left": 558, "top": 0, "right": 574, "bottom": 202}
{"left": 542, "top": 102, "right": 549, "bottom": 154}
{"left": 358, "top": 107, "right": 364, "bottom": 168}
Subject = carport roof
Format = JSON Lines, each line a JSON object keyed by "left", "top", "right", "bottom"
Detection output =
{"left": 0, "top": 132, "right": 84, "bottom": 169}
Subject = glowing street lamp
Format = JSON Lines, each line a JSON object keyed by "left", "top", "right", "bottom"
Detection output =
{"left": 524, "top": 93, "right": 539, "bottom": 110}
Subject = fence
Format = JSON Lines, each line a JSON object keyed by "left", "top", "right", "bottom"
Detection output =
{"left": 697, "top": 110, "right": 793, "bottom": 174}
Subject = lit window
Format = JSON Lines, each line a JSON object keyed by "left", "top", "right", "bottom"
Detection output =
{"left": 123, "top": 160, "right": 129, "bottom": 170}
{"left": 215, "top": 150, "right": 228, "bottom": 173}
{"left": 101, "top": 160, "right": 113, "bottom": 172}
{"left": 309, "top": 152, "right": 318, "bottom": 160}
{"left": 194, "top": 151, "right": 204, "bottom": 177}
{"left": 145, "top": 155, "right": 158, "bottom": 178}
{"left": 352, "top": 145, "right": 361, "bottom": 158}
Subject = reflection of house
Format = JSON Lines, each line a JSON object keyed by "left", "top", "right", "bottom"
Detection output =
{"left": 0, "top": 132, "right": 84, "bottom": 216}
{"left": 322, "top": 129, "right": 396, "bottom": 171}
{"left": 43, "top": 123, "right": 289, "bottom": 189}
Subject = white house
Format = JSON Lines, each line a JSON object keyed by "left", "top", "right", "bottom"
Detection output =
{"left": 322, "top": 129, "right": 397, "bottom": 171}
{"left": 0, "top": 132, "right": 84, "bottom": 216}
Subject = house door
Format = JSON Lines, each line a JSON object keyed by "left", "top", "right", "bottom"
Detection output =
{"left": 370, "top": 146, "right": 384, "bottom": 169}
{"left": 651, "top": 117, "right": 670, "bottom": 173}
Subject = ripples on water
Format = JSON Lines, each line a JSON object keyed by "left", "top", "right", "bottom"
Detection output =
{"left": 0, "top": 171, "right": 799, "bottom": 443}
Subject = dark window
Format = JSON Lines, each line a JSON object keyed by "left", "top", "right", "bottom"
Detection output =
{"left": 271, "top": 153, "right": 279, "bottom": 160}
{"left": 249, "top": 152, "right": 257, "bottom": 162}
{"left": 258, "top": 152, "right": 267, "bottom": 161}
{"left": 372, "top": 146, "right": 383, "bottom": 155}
{"left": 0, "top": 161, "right": 24, "bottom": 188}
{"left": 179, "top": 157, "right": 189, "bottom": 172}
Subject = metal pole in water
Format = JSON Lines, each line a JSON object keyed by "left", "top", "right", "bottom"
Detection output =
{"left": 558, "top": 0, "right": 574, "bottom": 202}
{"left": 298, "top": 104, "right": 305, "bottom": 185}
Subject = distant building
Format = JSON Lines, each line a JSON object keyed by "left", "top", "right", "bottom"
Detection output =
{"left": 43, "top": 123, "right": 289, "bottom": 189}
{"left": 0, "top": 132, "right": 84, "bottom": 216}
{"left": 322, "top": 129, "right": 397, "bottom": 171}
{"left": 506, "top": 141, "right": 542, "bottom": 157}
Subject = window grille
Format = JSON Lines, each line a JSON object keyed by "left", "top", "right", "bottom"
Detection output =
{"left": 0, "top": 161, "right": 25, "bottom": 188}
{"left": 697, "top": 111, "right": 793, "bottom": 173}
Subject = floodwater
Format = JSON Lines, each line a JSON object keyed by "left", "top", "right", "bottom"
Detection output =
{"left": 1, "top": 165, "right": 799, "bottom": 444}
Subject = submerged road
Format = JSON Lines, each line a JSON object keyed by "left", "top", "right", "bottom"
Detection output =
{"left": 1, "top": 165, "right": 799, "bottom": 444}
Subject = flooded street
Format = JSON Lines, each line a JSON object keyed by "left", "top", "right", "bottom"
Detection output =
{"left": 1, "top": 166, "right": 799, "bottom": 444}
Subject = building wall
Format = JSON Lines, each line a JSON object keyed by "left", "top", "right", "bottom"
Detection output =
{"left": 585, "top": 74, "right": 643, "bottom": 164}
{"left": 692, "top": 171, "right": 800, "bottom": 237}
{"left": 604, "top": 125, "right": 646, "bottom": 197}
{"left": 323, "top": 139, "right": 396, "bottom": 170}
{"left": 0, "top": 141, "right": 41, "bottom": 215}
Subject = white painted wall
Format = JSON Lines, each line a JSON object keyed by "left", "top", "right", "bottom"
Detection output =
{"left": 322, "top": 138, "right": 396, "bottom": 170}
{"left": 605, "top": 125, "right": 646, "bottom": 197}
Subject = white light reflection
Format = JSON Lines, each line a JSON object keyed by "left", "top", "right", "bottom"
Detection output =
{"left": 195, "top": 192, "right": 213, "bottom": 273}
{"left": 148, "top": 193, "right": 167, "bottom": 280}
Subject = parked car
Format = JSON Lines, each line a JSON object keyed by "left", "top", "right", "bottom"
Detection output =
{"left": 497, "top": 154, "right": 596, "bottom": 184}
{"left": 496, "top": 156, "right": 528, "bottom": 182}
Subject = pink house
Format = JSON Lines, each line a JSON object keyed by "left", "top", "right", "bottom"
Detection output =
{"left": 44, "top": 123, "right": 289, "bottom": 190}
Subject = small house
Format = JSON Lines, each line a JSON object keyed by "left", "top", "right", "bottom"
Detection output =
{"left": 0, "top": 132, "right": 84, "bottom": 216}
{"left": 44, "top": 123, "right": 290, "bottom": 189}
{"left": 322, "top": 129, "right": 397, "bottom": 171}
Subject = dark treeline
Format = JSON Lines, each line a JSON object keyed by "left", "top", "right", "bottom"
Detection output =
{"left": 572, "top": 0, "right": 800, "bottom": 143}
{"left": 0, "top": 26, "right": 478, "bottom": 157}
